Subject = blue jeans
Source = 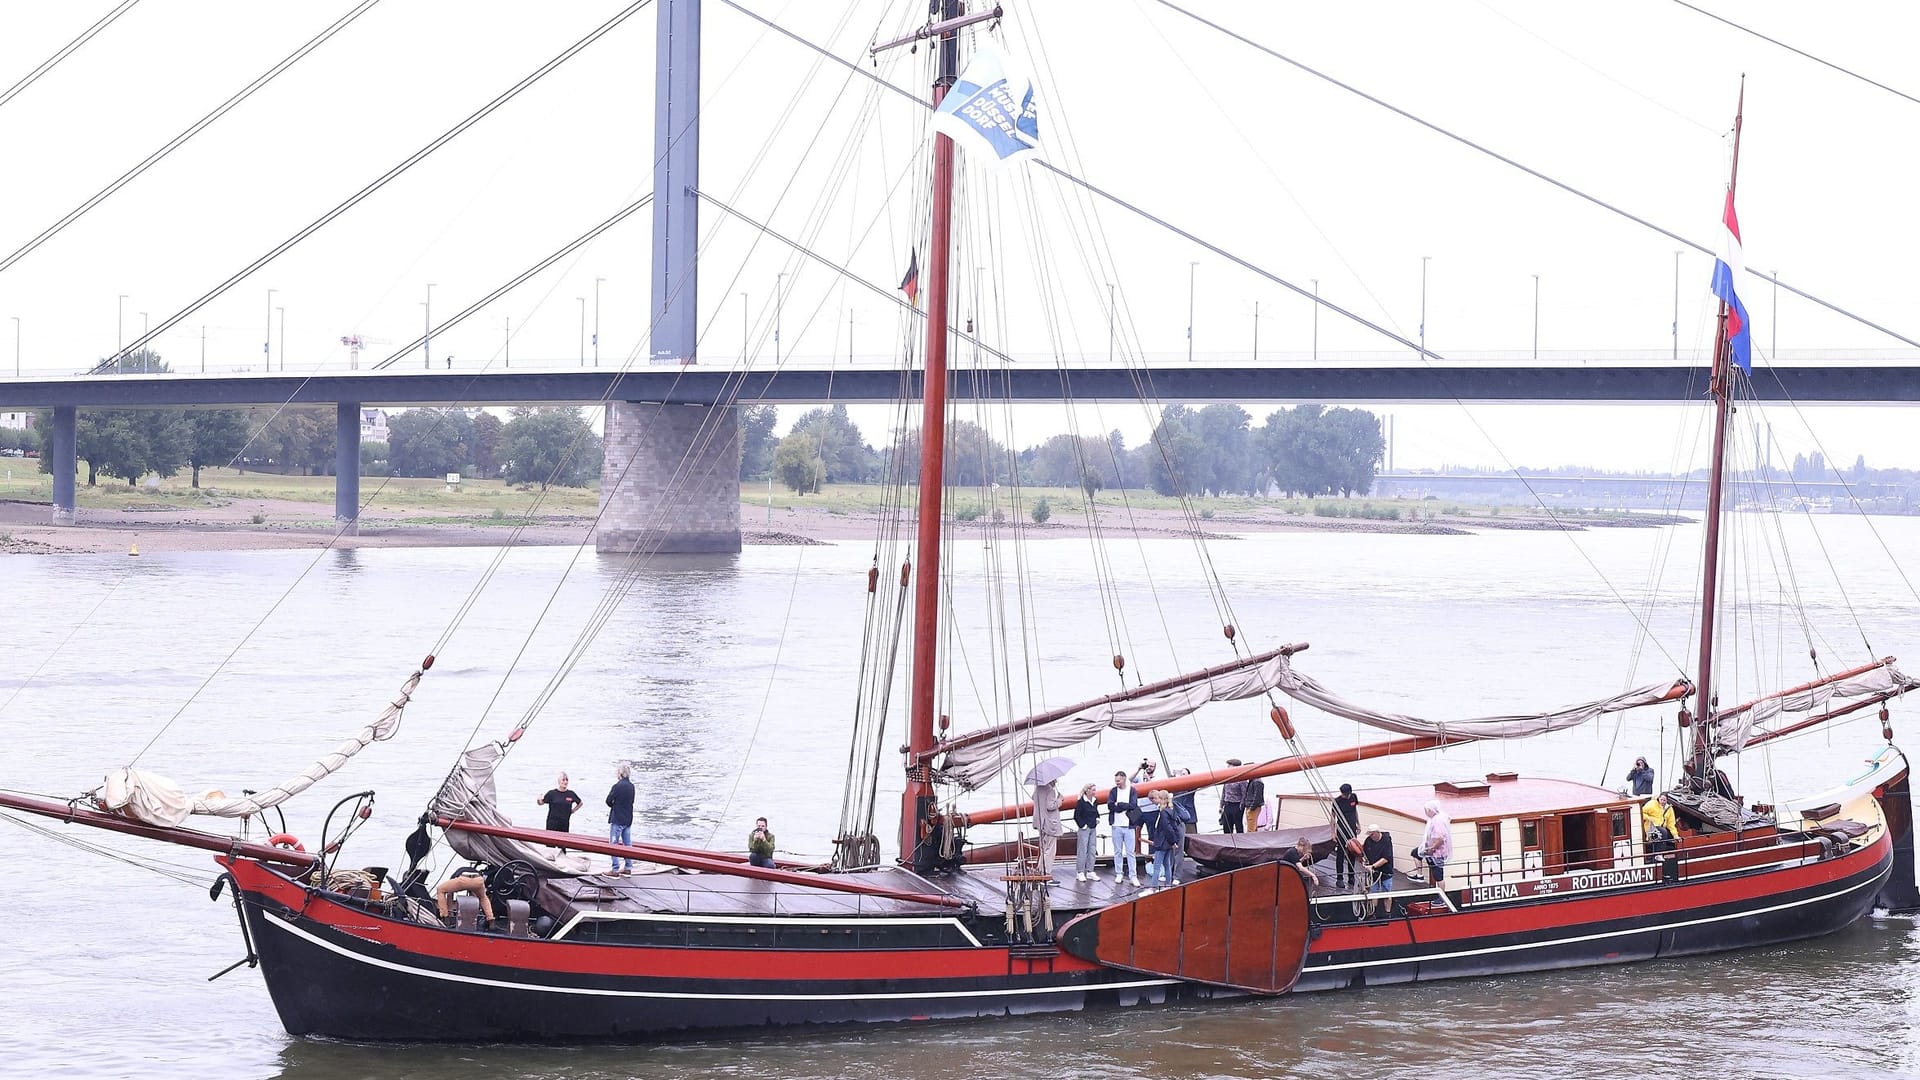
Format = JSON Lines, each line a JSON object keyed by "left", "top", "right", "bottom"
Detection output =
{"left": 1076, "top": 827, "right": 1097, "bottom": 876}
{"left": 608, "top": 824, "right": 631, "bottom": 871}
{"left": 1111, "top": 825, "right": 1137, "bottom": 880}
{"left": 1150, "top": 848, "right": 1175, "bottom": 886}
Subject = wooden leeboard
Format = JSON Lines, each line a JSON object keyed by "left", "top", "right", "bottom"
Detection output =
{"left": 1055, "top": 862, "right": 1312, "bottom": 994}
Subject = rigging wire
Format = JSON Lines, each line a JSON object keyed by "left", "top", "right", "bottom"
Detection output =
{"left": 0, "top": 0, "right": 383, "bottom": 277}
{"left": 0, "top": 0, "right": 141, "bottom": 112}
{"left": 1144, "top": 0, "right": 1920, "bottom": 352}
{"left": 93, "top": 0, "right": 656, "bottom": 370}
{"left": 1669, "top": 0, "right": 1920, "bottom": 108}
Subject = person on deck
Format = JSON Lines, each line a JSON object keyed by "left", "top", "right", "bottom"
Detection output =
{"left": 748, "top": 817, "right": 777, "bottom": 868}
{"left": 1243, "top": 774, "right": 1267, "bottom": 833}
{"left": 1219, "top": 760, "right": 1247, "bottom": 833}
{"left": 1109, "top": 771, "right": 1143, "bottom": 887}
{"left": 1627, "top": 757, "right": 1655, "bottom": 796}
{"left": 1073, "top": 783, "right": 1101, "bottom": 882}
{"left": 1333, "top": 783, "right": 1361, "bottom": 888}
{"left": 606, "top": 764, "right": 635, "bottom": 876}
{"left": 1033, "top": 779, "right": 1064, "bottom": 877}
{"left": 1172, "top": 768, "right": 1199, "bottom": 830}
{"left": 434, "top": 869, "right": 495, "bottom": 926}
{"left": 1642, "top": 794, "right": 1679, "bottom": 851}
{"left": 1147, "top": 790, "right": 1190, "bottom": 888}
{"left": 1361, "top": 824, "right": 1395, "bottom": 917}
{"left": 1415, "top": 801, "right": 1454, "bottom": 885}
{"left": 536, "top": 773, "right": 583, "bottom": 833}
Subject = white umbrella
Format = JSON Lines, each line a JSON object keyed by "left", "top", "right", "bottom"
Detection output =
{"left": 1023, "top": 756, "right": 1076, "bottom": 786}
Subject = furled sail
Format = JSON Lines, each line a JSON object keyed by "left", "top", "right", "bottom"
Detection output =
{"left": 96, "top": 669, "right": 425, "bottom": 828}
{"left": 431, "top": 741, "right": 592, "bottom": 876}
{"left": 1271, "top": 656, "right": 1688, "bottom": 740}
{"left": 1712, "top": 661, "right": 1915, "bottom": 755}
{"left": 936, "top": 649, "right": 1299, "bottom": 790}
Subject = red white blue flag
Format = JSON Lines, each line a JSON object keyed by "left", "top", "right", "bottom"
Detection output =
{"left": 1709, "top": 189, "right": 1752, "bottom": 373}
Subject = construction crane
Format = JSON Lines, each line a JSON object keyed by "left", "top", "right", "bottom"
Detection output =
{"left": 339, "top": 334, "right": 392, "bottom": 370}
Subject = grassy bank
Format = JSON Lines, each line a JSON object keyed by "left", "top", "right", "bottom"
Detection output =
{"left": 0, "top": 465, "right": 601, "bottom": 515}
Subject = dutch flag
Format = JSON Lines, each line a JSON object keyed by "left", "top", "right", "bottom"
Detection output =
{"left": 1709, "top": 189, "right": 1753, "bottom": 373}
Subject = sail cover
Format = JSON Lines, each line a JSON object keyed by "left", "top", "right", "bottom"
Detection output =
{"left": 97, "top": 669, "right": 425, "bottom": 828}
{"left": 1712, "top": 663, "right": 1915, "bottom": 755}
{"left": 938, "top": 651, "right": 1295, "bottom": 790}
{"left": 936, "top": 653, "right": 1686, "bottom": 791}
{"left": 1271, "top": 656, "right": 1688, "bottom": 741}
{"left": 430, "top": 741, "right": 592, "bottom": 877}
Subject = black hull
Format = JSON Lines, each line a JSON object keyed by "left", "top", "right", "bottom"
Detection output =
{"left": 234, "top": 831, "right": 1890, "bottom": 1041}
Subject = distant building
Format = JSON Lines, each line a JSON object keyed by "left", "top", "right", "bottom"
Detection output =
{"left": 360, "top": 408, "right": 389, "bottom": 444}
{"left": 0, "top": 411, "right": 34, "bottom": 430}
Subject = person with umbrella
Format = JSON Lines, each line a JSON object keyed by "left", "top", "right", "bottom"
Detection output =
{"left": 1026, "top": 758, "right": 1073, "bottom": 878}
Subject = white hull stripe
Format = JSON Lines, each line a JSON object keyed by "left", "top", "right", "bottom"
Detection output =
{"left": 552, "top": 910, "right": 985, "bottom": 948}
{"left": 263, "top": 913, "right": 1173, "bottom": 1002}
{"left": 1308, "top": 867, "right": 1885, "bottom": 974}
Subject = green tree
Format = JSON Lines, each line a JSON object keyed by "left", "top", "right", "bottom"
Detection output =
{"left": 186, "top": 410, "right": 250, "bottom": 488}
{"left": 1193, "top": 404, "right": 1253, "bottom": 494}
{"left": 501, "top": 407, "right": 599, "bottom": 489}
{"left": 1146, "top": 405, "right": 1206, "bottom": 496}
{"left": 387, "top": 409, "right": 475, "bottom": 478}
{"left": 772, "top": 431, "right": 824, "bottom": 494}
{"left": 788, "top": 405, "right": 878, "bottom": 483}
{"left": 470, "top": 411, "right": 505, "bottom": 478}
{"left": 739, "top": 404, "right": 779, "bottom": 480}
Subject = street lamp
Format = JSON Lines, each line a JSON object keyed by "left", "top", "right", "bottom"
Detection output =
{"left": 423, "top": 283, "right": 435, "bottom": 369}
{"left": 776, "top": 272, "right": 787, "bottom": 365}
{"left": 276, "top": 307, "right": 285, "bottom": 374}
{"left": 1532, "top": 274, "right": 1540, "bottom": 360}
{"left": 504, "top": 316, "right": 511, "bottom": 369}
{"left": 118, "top": 293, "right": 128, "bottom": 364}
{"left": 1251, "top": 299, "right": 1260, "bottom": 363}
{"left": 1106, "top": 282, "right": 1115, "bottom": 365}
{"left": 1771, "top": 269, "right": 1779, "bottom": 358}
{"left": 1672, "top": 251, "right": 1681, "bottom": 361}
{"left": 577, "top": 297, "right": 586, "bottom": 366}
{"left": 1186, "top": 261, "right": 1198, "bottom": 363}
{"left": 1419, "top": 256, "right": 1430, "bottom": 360}
{"left": 594, "top": 277, "right": 604, "bottom": 367}
{"left": 1310, "top": 278, "right": 1319, "bottom": 362}
{"left": 140, "top": 312, "right": 149, "bottom": 372}
{"left": 264, "top": 288, "right": 275, "bottom": 369}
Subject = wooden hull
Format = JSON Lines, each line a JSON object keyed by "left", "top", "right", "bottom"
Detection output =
{"left": 222, "top": 821, "right": 1892, "bottom": 1042}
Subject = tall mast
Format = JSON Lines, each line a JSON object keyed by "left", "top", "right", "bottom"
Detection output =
{"left": 1693, "top": 82, "right": 1745, "bottom": 780}
{"left": 901, "top": 0, "right": 965, "bottom": 868}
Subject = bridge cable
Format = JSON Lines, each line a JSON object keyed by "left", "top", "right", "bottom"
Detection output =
{"left": 1145, "top": 0, "right": 1920, "bottom": 353}
{"left": 0, "top": 0, "right": 141, "bottom": 113}
{"left": 91, "top": 0, "right": 654, "bottom": 374}
{"left": 0, "top": 0, "right": 382, "bottom": 277}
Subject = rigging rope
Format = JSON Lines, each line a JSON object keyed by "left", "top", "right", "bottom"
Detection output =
{"left": 0, "top": 0, "right": 140, "bottom": 113}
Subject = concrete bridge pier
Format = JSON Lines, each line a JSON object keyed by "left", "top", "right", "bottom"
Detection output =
{"left": 596, "top": 402, "right": 739, "bottom": 554}
{"left": 49, "top": 405, "right": 75, "bottom": 524}
{"left": 335, "top": 401, "right": 360, "bottom": 531}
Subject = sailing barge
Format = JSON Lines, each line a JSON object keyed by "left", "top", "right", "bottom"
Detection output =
{"left": 4, "top": 3, "right": 1917, "bottom": 1045}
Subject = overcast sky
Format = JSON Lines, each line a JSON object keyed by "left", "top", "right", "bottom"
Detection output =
{"left": 2, "top": 1, "right": 1917, "bottom": 474}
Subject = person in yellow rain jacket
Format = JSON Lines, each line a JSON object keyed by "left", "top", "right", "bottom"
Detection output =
{"left": 1642, "top": 794, "right": 1679, "bottom": 860}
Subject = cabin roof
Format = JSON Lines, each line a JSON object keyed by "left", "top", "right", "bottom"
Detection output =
{"left": 1360, "top": 776, "right": 1627, "bottom": 823}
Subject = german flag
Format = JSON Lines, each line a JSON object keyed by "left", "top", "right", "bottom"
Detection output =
{"left": 899, "top": 250, "right": 919, "bottom": 307}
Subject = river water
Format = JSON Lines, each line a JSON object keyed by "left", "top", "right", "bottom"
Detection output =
{"left": 5, "top": 516, "right": 1920, "bottom": 1078}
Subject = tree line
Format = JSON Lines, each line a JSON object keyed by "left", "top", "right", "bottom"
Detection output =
{"left": 15, "top": 350, "right": 601, "bottom": 490}
{"left": 743, "top": 402, "right": 1386, "bottom": 498}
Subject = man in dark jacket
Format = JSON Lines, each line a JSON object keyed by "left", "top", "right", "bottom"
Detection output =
{"left": 537, "top": 773, "right": 583, "bottom": 832}
{"left": 1242, "top": 775, "right": 1267, "bottom": 833}
{"left": 1108, "top": 770, "right": 1143, "bottom": 887}
{"left": 1361, "top": 824, "right": 1395, "bottom": 918}
{"left": 1219, "top": 759, "right": 1247, "bottom": 833}
{"left": 1333, "top": 783, "right": 1361, "bottom": 887}
{"left": 605, "top": 765, "right": 635, "bottom": 876}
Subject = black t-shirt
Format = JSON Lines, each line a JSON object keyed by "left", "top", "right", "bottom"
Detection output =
{"left": 1361, "top": 833, "right": 1394, "bottom": 878}
{"left": 541, "top": 788, "right": 583, "bottom": 831}
{"left": 1334, "top": 793, "right": 1360, "bottom": 834}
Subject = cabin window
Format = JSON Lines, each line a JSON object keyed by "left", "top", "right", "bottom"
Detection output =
{"left": 1521, "top": 819, "right": 1540, "bottom": 849}
{"left": 1609, "top": 810, "right": 1630, "bottom": 839}
{"left": 1478, "top": 822, "right": 1500, "bottom": 856}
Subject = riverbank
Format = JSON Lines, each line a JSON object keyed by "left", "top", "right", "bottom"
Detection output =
{"left": 0, "top": 492, "right": 1686, "bottom": 555}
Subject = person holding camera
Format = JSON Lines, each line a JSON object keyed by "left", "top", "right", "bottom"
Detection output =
{"left": 748, "top": 817, "right": 776, "bottom": 868}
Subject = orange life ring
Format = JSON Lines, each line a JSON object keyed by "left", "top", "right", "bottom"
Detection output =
{"left": 267, "top": 833, "right": 306, "bottom": 853}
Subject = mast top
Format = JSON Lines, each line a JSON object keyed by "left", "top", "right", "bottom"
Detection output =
{"left": 871, "top": 5, "right": 1002, "bottom": 56}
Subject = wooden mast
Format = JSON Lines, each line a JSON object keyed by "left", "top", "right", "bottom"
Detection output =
{"left": 1693, "top": 81, "right": 1745, "bottom": 780}
{"left": 901, "top": 0, "right": 964, "bottom": 869}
